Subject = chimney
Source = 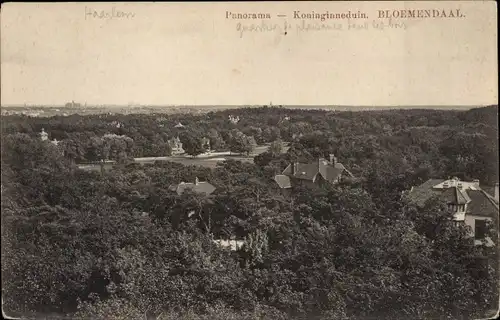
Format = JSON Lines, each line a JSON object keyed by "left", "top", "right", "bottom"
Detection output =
{"left": 495, "top": 183, "right": 499, "bottom": 202}
{"left": 292, "top": 162, "right": 298, "bottom": 175}
{"left": 195, "top": 177, "right": 199, "bottom": 185}
{"left": 472, "top": 179, "right": 480, "bottom": 189}
{"left": 329, "top": 154, "right": 337, "bottom": 165}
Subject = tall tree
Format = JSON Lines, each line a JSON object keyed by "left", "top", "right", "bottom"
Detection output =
{"left": 229, "top": 130, "right": 256, "bottom": 156}
{"left": 179, "top": 132, "right": 205, "bottom": 157}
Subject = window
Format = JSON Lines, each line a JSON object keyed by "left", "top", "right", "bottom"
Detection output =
{"left": 474, "top": 220, "right": 487, "bottom": 240}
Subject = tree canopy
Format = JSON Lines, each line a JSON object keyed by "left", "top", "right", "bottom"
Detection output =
{"left": 1, "top": 105, "right": 498, "bottom": 319}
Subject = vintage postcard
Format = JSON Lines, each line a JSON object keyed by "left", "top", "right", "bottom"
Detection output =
{"left": 1, "top": 1, "right": 498, "bottom": 320}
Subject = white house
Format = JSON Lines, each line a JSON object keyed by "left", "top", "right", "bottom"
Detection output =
{"left": 39, "top": 128, "right": 48, "bottom": 141}
{"left": 228, "top": 115, "right": 240, "bottom": 124}
{"left": 213, "top": 239, "right": 245, "bottom": 251}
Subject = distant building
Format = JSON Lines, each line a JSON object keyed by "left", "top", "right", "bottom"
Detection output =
{"left": 51, "top": 139, "right": 60, "bottom": 146}
{"left": 273, "top": 154, "right": 353, "bottom": 190}
{"left": 168, "top": 136, "right": 184, "bottom": 154}
{"left": 404, "top": 177, "right": 499, "bottom": 246}
{"left": 110, "top": 121, "right": 124, "bottom": 128}
{"left": 201, "top": 137, "right": 211, "bottom": 152}
{"left": 228, "top": 115, "right": 240, "bottom": 124}
{"left": 169, "top": 177, "right": 216, "bottom": 196}
{"left": 39, "top": 128, "right": 48, "bottom": 141}
{"left": 24, "top": 111, "right": 41, "bottom": 117}
{"left": 174, "top": 122, "right": 185, "bottom": 128}
{"left": 65, "top": 100, "right": 81, "bottom": 108}
{"left": 213, "top": 239, "right": 245, "bottom": 251}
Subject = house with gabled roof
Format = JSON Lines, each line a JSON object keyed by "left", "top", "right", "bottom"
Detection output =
{"left": 405, "top": 177, "right": 499, "bottom": 246}
{"left": 168, "top": 136, "right": 184, "bottom": 155}
{"left": 169, "top": 177, "right": 216, "bottom": 196}
{"left": 273, "top": 154, "right": 354, "bottom": 190}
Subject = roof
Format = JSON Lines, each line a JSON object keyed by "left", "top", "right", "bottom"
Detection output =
{"left": 334, "top": 162, "right": 346, "bottom": 170}
{"left": 440, "top": 187, "right": 471, "bottom": 205}
{"left": 282, "top": 162, "right": 320, "bottom": 181}
{"left": 466, "top": 190, "right": 499, "bottom": 218}
{"left": 484, "top": 192, "right": 499, "bottom": 205}
{"left": 280, "top": 158, "right": 350, "bottom": 183}
{"left": 481, "top": 185, "right": 498, "bottom": 201}
{"left": 169, "top": 181, "right": 216, "bottom": 195}
{"left": 274, "top": 175, "right": 292, "bottom": 189}
{"left": 324, "top": 166, "right": 345, "bottom": 182}
{"left": 405, "top": 179, "right": 445, "bottom": 206}
{"left": 407, "top": 179, "right": 499, "bottom": 218}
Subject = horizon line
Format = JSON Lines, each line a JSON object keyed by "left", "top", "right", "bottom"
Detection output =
{"left": 1, "top": 104, "right": 498, "bottom": 108}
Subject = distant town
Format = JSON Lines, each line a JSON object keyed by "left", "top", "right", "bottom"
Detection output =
{"left": 1, "top": 102, "right": 481, "bottom": 117}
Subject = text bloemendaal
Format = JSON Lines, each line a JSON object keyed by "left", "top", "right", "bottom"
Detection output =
{"left": 378, "top": 9, "right": 465, "bottom": 19}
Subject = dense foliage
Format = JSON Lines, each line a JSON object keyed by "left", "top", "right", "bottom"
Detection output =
{"left": 1, "top": 106, "right": 498, "bottom": 319}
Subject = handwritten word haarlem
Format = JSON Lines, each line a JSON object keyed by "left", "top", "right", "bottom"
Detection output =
{"left": 85, "top": 6, "right": 135, "bottom": 20}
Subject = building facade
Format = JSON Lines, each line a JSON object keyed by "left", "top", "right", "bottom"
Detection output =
{"left": 273, "top": 154, "right": 354, "bottom": 191}
{"left": 405, "top": 177, "right": 499, "bottom": 246}
{"left": 169, "top": 137, "right": 184, "bottom": 155}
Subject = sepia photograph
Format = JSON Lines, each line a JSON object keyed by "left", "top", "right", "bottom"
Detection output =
{"left": 1, "top": 1, "right": 498, "bottom": 319}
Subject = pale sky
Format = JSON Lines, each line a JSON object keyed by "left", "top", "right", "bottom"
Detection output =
{"left": 1, "top": 1, "right": 497, "bottom": 106}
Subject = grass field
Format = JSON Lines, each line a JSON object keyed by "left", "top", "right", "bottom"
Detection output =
{"left": 78, "top": 143, "right": 289, "bottom": 171}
